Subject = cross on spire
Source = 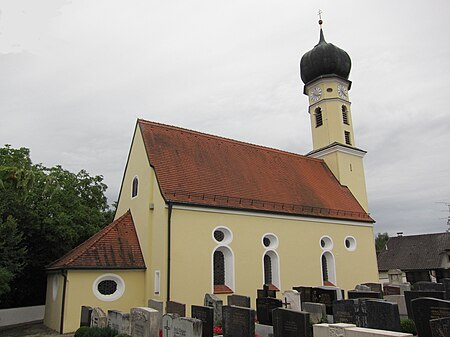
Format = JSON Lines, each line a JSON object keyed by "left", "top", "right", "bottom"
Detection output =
{"left": 318, "top": 9, "right": 323, "bottom": 26}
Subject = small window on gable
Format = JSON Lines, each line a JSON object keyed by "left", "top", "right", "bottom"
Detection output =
{"left": 344, "top": 131, "right": 352, "bottom": 145}
{"left": 342, "top": 105, "right": 349, "bottom": 125}
{"left": 132, "top": 176, "right": 138, "bottom": 198}
{"left": 315, "top": 107, "right": 323, "bottom": 127}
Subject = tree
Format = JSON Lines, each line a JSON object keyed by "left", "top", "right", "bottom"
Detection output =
{"left": 0, "top": 145, "right": 114, "bottom": 308}
{"left": 375, "top": 232, "right": 390, "bottom": 255}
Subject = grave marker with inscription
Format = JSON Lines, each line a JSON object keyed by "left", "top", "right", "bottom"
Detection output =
{"left": 404, "top": 290, "right": 446, "bottom": 319}
{"left": 411, "top": 297, "right": 450, "bottom": 337}
{"left": 227, "top": 294, "right": 250, "bottom": 308}
{"left": 430, "top": 316, "right": 450, "bottom": 337}
{"left": 91, "top": 307, "right": 107, "bottom": 328}
{"left": 282, "top": 290, "right": 302, "bottom": 312}
{"left": 80, "top": 306, "right": 92, "bottom": 327}
{"left": 312, "top": 286, "right": 344, "bottom": 316}
{"left": 256, "top": 297, "right": 282, "bottom": 326}
{"left": 413, "top": 281, "right": 444, "bottom": 291}
{"left": 108, "top": 310, "right": 131, "bottom": 335}
{"left": 191, "top": 305, "right": 213, "bottom": 337}
{"left": 162, "top": 313, "right": 179, "bottom": 337}
{"left": 365, "top": 299, "right": 401, "bottom": 332}
{"left": 292, "top": 286, "right": 313, "bottom": 303}
{"left": 222, "top": 305, "right": 256, "bottom": 337}
{"left": 172, "top": 317, "right": 202, "bottom": 337}
{"left": 333, "top": 300, "right": 358, "bottom": 325}
{"left": 272, "top": 308, "right": 310, "bottom": 337}
{"left": 302, "top": 302, "right": 326, "bottom": 324}
{"left": 204, "top": 293, "right": 222, "bottom": 326}
{"left": 131, "top": 307, "right": 160, "bottom": 337}
{"left": 347, "top": 290, "right": 382, "bottom": 300}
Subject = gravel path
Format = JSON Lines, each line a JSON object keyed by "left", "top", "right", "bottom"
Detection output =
{"left": 1, "top": 323, "right": 74, "bottom": 337}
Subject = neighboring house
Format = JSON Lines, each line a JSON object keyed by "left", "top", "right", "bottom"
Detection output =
{"left": 377, "top": 232, "right": 450, "bottom": 284}
{"left": 44, "top": 21, "right": 379, "bottom": 333}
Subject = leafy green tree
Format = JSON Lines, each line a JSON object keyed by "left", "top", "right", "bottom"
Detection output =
{"left": 375, "top": 232, "right": 390, "bottom": 255}
{"left": 0, "top": 145, "right": 114, "bottom": 307}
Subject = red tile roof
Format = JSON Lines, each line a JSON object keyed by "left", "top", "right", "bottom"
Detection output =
{"left": 139, "top": 119, "right": 372, "bottom": 222}
{"left": 47, "top": 210, "right": 146, "bottom": 270}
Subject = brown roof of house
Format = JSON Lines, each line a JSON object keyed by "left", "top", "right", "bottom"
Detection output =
{"left": 138, "top": 119, "right": 372, "bottom": 222}
{"left": 377, "top": 232, "right": 450, "bottom": 271}
{"left": 47, "top": 210, "right": 146, "bottom": 270}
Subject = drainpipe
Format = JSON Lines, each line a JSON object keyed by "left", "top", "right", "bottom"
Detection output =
{"left": 60, "top": 269, "right": 68, "bottom": 334}
{"left": 167, "top": 202, "right": 173, "bottom": 302}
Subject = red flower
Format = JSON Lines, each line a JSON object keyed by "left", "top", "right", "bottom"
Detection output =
{"left": 213, "top": 325, "right": 223, "bottom": 334}
{"left": 159, "top": 329, "right": 162, "bottom": 337}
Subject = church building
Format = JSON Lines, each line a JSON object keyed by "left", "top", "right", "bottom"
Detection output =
{"left": 44, "top": 21, "right": 378, "bottom": 333}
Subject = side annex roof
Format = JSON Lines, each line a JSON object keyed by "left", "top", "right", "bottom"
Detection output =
{"left": 138, "top": 119, "right": 373, "bottom": 223}
{"left": 47, "top": 210, "right": 146, "bottom": 270}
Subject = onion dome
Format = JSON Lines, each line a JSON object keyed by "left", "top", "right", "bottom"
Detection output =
{"left": 300, "top": 21, "right": 351, "bottom": 85}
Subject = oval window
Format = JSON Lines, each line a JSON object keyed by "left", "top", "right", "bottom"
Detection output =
{"left": 93, "top": 274, "right": 125, "bottom": 301}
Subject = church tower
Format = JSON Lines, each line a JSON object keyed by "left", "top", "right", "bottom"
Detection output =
{"left": 300, "top": 19, "right": 369, "bottom": 211}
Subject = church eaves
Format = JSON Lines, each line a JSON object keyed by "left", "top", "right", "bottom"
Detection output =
{"left": 46, "top": 210, "right": 146, "bottom": 270}
{"left": 138, "top": 119, "right": 373, "bottom": 223}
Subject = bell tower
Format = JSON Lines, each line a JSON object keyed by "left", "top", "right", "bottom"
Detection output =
{"left": 300, "top": 19, "right": 369, "bottom": 211}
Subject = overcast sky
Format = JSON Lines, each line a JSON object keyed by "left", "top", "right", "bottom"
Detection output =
{"left": 1, "top": 0, "right": 449, "bottom": 236}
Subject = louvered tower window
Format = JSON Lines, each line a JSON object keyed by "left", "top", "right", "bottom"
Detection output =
{"left": 344, "top": 131, "right": 352, "bottom": 145}
{"left": 315, "top": 107, "right": 323, "bottom": 127}
{"left": 342, "top": 105, "right": 349, "bottom": 125}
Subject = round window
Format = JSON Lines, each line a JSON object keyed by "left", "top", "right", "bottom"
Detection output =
{"left": 262, "top": 233, "right": 278, "bottom": 249}
{"left": 344, "top": 236, "right": 357, "bottom": 251}
{"left": 320, "top": 236, "right": 333, "bottom": 250}
{"left": 93, "top": 274, "right": 125, "bottom": 301}
{"left": 212, "top": 226, "right": 232, "bottom": 244}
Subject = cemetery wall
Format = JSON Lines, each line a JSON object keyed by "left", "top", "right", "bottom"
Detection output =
{"left": 0, "top": 305, "right": 45, "bottom": 329}
{"left": 60, "top": 269, "right": 145, "bottom": 333}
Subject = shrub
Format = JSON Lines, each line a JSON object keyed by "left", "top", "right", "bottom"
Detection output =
{"left": 115, "top": 334, "right": 131, "bottom": 337}
{"left": 75, "top": 326, "right": 91, "bottom": 337}
{"left": 74, "top": 326, "right": 117, "bottom": 337}
{"left": 400, "top": 319, "right": 416, "bottom": 335}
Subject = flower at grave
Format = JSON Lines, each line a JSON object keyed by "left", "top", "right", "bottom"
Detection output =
{"left": 159, "top": 329, "right": 162, "bottom": 337}
{"left": 213, "top": 325, "right": 223, "bottom": 334}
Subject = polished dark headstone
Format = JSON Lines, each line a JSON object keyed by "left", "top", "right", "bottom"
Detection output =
{"left": 312, "top": 287, "right": 343, "bottom": 315}
{"left": 413, "top": 281, "right": 445, "bottom": 291}
{"left": 222, "top": 305, "right": 255, "bottom": 337}
{"left": 347, "top": 290, "right": 382, "bottom": 300}
{"left": 366, "top": 299, "right": 401, "bottom": 332}
{"left": 80, "top": 306, "right": 93, "bottom": 327}
{"left": 227, "top": 294, "right": 251, "bottom": 308}
{"left": 333, "top": 300, "right": 358, "bottom": 325}
{"left": 404, "top": 290, "right": 446, "bottom": 319}
{"left": 166, "top": 301, "right": 186, "bottom": 317}
{"left": 411, "top": 297, "right": 450, "bottom": 337}
{"left": 272, "top": 308, "right": 310, "bottom": 337}
{"left": 383, "top": 284, "right": 401, "bottom": 296}
{"left": 292, "top": 286, "right": 313, "bottom": 303}
{"left": 191, "top": 305, "right": 213, "bottom": 337}
{"left": 256, "top": 297, "right": 282, "bottom": 326}
{"left": 430, "top": 316, "right": 450, "bottom": 337}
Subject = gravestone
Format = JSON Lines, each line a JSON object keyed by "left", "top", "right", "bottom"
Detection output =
{"left": 222, "top": 305, "right": 256, "bottom": 337}
{"left": 148, "top": 299, "right": 163, "bottom": 336}
{"left": 227, "top": 294, "right": 251, "bottom": 308}
{"left": 272, "top": 308, "right": 310, "bottom": 337}
{"left": 204, "top": 293, "right": 222, "bottom": 326}
{"left": 91, "top": 307, "right": 107, "bottom": 328}
{"left": 256, "top": 297, "right": 282, "bottom": 325}
{"left": 162, "top": 313, "right": 179, "bottom": 337}
{"left": 413, "top": 281, "right": 445, "bottom": 291}
{"left": 383, "top": 284, "right": 401, "bottom": 296}
{"left": 255, "top": 323, "right": 273, "bottom": 337}
{"left": 131, "top": 307, "right": 159, "bottom": 337}
{"left": 411, "top": 297, "right": 450, "bottom": 337}
{"left": 108, "top": 310, "right": 131, "bottom": 334}
{"left": 404, "top": 290, "right": 446, "bottom": 319}
{"left": 312, "top": 286, "right": 344, "bottom": 315}
{"left": 257, "top": 284, "right": 276, "bottom": 299}
{"left": 333, "top": 300, "right": 358, "bottom": 325}
{"left": 355, "top": 285, "right": 371, "bottom": 292}
{"left": 172, "top": 317, "right": 202, "bottom": 337}
{"left": 361, "top": 283, "right": 383, "bottom": 294}
{"left": 302, "top": 302, "right": 326, "bottom": 324}
{"left": 292, "top": 286, "right": 313, "bottom": 303}
{"left": 166, "top": 301, "right": 186, "bottom": 317}
{"left": 191, "top": 305, "right": 213, "bottom": 337}
{"left": 430, "top": 316, "right": 450, "bottom": 337}
{"left": 384, "top": 295, "right": 407, "bottom": 318}
{"left": 442, "top": 278, "right": 450, "bottom": 300}
{"left": 347, "top": 290, "right": 382, "bottom": 300}
{"left": 328, "top": 323, "right": 357, "bottom": 337}
{"left": 365, "top": 299, "right": 401, "bottom": 332}
{"left": 282, "top": 290, "right": 302, "bottom": 311}
{"left": 80, "top": 306, "right": 92, "bottom": 327}
{"left": 388, "top": 269, "right": 403, "bottom": 284}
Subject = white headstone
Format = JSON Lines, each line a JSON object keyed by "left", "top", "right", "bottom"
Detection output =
{"left": 91, "top": 307, "right": 107, "bottom": 328}
{"left": 131, "top": 307, "right": 159, "bottom": 337}
{"left": 282, "top": 290, "right": 302, "bottom": 311}
{"left": 148, "top": 300, "right": 163, "bottom": 336}
{"left": 172, "top": 317, "right": 202, "bottom": 337}
{"left": 108, "top": 310, "right": 131, "bottom": 335}
{"left": 162, "top": 313, "right": 179, "bottom": 337}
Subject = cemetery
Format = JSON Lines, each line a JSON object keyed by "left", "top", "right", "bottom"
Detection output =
{"left": 72, "top": 278, "right": 450, "bottom": 337}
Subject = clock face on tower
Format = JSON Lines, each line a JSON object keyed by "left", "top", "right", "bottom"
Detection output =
{"left": 309, "top": 87, "right": 322, "bottom": 102}
{"left": 337, "top": 84, "right": 348, "bottom": 99}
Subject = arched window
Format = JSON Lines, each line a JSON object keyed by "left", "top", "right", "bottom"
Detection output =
{"left": 321, "top": 251, "right": 336, "bottom": 286}
{"left": 264, "top": 254, "right": 272, "bottom": 285}
{"left": 342, "top": 105, "right": 349, "bottom": 125}
{"left": 262, "top": 250, "right": 280, "bottom": 290}
{"left": 212, "top": 245, "right": 234, "bottom": 294}
{"left": 132, "top": 176, "right": 138, "bottom": 198}
{"left": 315, "top": 107, "right": 323, "bottom": 127}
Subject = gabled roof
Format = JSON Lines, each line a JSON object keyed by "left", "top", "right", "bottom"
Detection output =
{"left": 138, "top": 119, "right": 372, "bottom": 222}
{"left": 47, "top": 210, "right": 146, "bottom": 270}
{"left": 377, "top": 232, "right": 450, "bottom": 271}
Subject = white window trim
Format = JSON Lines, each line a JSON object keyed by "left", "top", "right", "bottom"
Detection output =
{"left": 319, "top": 235, "right": 333, "bottom": 250}
{"left": 211, "top": 245, "right": 235, "bottom": 292}
{"left": 92, "top": 274, "right": 125, "bottom": 302}
{"left": 262, "top": 233, "right": 279, "bottom": 250}
{"left": 321, "top": 251, "right": 337, "bottom": 286}
{"left": 262, "top": 249, "right": 281, "bottom": 290}
{"left": 344, "top": 236, "right": 357, "bottom": 251}
{"left": 154, "top": 270, "right": 160, "bottom": 295}
{"left": 212, "top": 225, "right": 233, "bottom": 245}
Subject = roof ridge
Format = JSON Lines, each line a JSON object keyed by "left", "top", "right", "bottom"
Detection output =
{"left": 49, "top": 210, "right": 131, "bottom": 267}
{"left": 137, "top": 118, "right": 322, "bottom": 162}
{"left": 392, "top": 232, "right": 449, "bottom": 239}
